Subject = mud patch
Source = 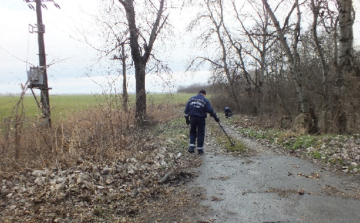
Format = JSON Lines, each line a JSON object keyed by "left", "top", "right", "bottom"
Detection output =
{"left": 209, "top": 175, "right": 230, "bottom": 181}
{"left": 210, "top": 196, "right": 223, "bottom": 201}
{"left": 322, "top": 185, "right": 360, "bottom": 200}
{"left": 262, "top": 221, "right": 291, "bottom": 223}
{"left": 168, "top": 171, "right": 198, "bottom": 185}
{"left": 265, "top": 187, "right": 305, "bottom": 197}
{"left": 241, "top": 188, "right": 305, "bottom": 197}
{"left": 297, "top": 172, "right": 321, "bottom": 179}
{"left": 140, "top": 186, "right": 212, "bottom": 223}
{"left": 242, "top": 159, "right": 255, "bottom": 164}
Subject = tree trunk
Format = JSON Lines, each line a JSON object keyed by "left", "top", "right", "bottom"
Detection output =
{"left": 337, "top": 0, "right": 354, "bottom": 71}
{"left": 121, "top": 44, "right": 128, "bottom": 112}
{"left": 135, "top": 63, "right": 146, "bottom": 123}
{"left": 334, "top": 0, "right": 354, "bottom": 133}
{"left": 333, "top": 17, "right": 339, "bottom": 66}
{"left": 310, "top": 0, "right": 329, "bottom": 133}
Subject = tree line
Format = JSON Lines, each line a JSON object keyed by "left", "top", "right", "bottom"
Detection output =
{"left": 185, "top": 0, "right": 359, "bottom": 134}
{"left": 93, "top": 0, "right": 358, "bottom": 134}
{"left": 177, "top": 83, "right": 211, "bottom": 94}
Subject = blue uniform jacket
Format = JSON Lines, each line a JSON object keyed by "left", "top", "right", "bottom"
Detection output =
{"left": 184, "top": 94, "right": 216, "bottom": 118}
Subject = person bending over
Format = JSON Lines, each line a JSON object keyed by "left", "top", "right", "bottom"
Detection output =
{"left": 224, "top": 107, "right": 233, "bottom": 118}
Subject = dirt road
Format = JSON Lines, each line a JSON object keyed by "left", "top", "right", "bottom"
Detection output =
{"left": 187, "top": 123, "right": 360, "bottom": 223}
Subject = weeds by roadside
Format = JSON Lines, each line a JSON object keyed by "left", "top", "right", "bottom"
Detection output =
{"left": 0, "top": 95, "right": 207, "bottom": 222}
{"left": 0, "top": 94, "right": 183, "bottom": 173}
{"left": 207, "top": 120, "right": 247, "bottom": 155}
{"left": 225, "top": 115, "right": 360, "bottom": 174}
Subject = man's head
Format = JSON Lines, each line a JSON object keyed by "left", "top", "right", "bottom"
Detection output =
{"left": 199, "top": 89, "right": 206, "bottom": 96}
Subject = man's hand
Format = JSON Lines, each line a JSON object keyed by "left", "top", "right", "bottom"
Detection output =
{"left": 211, "top": 113, "right": 219, "bottom": 122}
{"left": 185, "top": 116, "right": 190, "bottom": 125}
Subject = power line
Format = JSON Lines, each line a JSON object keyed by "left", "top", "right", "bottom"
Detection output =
{"left": 0, "top": 46, "right": 36, "bottom": 67}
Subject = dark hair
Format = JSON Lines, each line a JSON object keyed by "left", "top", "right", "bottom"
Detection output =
{"left": 199, "top": 89, "right": 206, "bottom": 95}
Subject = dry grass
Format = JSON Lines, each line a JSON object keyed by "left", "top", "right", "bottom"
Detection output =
{"left": 0, "top": 99, "right": 181, "bottom": 174}
{"left": 0, "top": 97, "right": 207, "bottom": 222}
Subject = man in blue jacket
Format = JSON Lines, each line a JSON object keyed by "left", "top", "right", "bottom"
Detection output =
{"left": 184, "top": 90, "right": 219, "bottom": 154}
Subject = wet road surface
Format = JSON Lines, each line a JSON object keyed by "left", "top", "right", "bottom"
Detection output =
{"left": 188, "top": 125, "right": 360, "bottom": 223}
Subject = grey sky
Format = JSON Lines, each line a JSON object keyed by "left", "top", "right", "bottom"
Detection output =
{"left": 0, "top": 0, "right": 359, "bottom": 95}
{"left": 0, "top": 0, "right": 208, "bottom": 95}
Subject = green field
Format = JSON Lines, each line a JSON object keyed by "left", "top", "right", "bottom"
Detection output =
{"left": 0, "top": 93, "right": 193, "bottom": 121}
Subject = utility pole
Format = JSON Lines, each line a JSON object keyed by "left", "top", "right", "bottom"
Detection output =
{"left": 25, "top": 0, "right": 60, "bottom": 127}
{"left": 112, "top": 42, "right": 129, "bottom": 112}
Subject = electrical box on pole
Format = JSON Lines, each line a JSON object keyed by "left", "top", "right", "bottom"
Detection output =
{"left": 27, "top": 66, "right": 45, "bottom": 87}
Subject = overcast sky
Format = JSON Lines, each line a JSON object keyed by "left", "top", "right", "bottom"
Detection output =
{"left": 0, "top": 0, "right": 209, "bottom": 95}
{"left": 0, "top": 0, "right": 359, "bottom": 95}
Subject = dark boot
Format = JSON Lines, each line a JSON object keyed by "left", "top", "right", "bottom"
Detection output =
{"left": 188, "top": 146, "right": 195, "bottom": 153}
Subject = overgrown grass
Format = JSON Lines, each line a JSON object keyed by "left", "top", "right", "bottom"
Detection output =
{"left": 311, "top": 151, "right": 322, "bottom": 159}
{"left": 237, "top": 124, "right": 360, "bottom": 172}
{"left": 0, "top": 94, "right": 205, "bottom": 222}
{"left": 238, "top": 127, "right": 317, "bottom": 150}
{"left": 0, "top": 95, "right": 37, "bottom": 121}
{"left": 210, "top": 123, "right": 246, "bottom": 153}
{"left": 223, "top": 139, "right": 246, "bottom": 153}
{"left": 151, "top": 117, "right": 189, "bottom": 151}
{"left": 0, "top": 93, "right": 190, "bottom": 173}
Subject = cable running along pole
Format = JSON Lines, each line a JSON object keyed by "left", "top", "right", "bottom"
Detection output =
{"left": 35, "top": 0, "right": 51, "bottom": 127}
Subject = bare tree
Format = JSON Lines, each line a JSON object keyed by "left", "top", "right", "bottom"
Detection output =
{"left": 334, "top": 0, "right": 355, "bottom": 132}
{"left": 229, "top": 0, "right": 277, "bottom": 113}
{"left": 84, "top": 3, "right": 131, "bottom": 112}
{"left": 117, "top": 0, "right": 169, "bottom": 123}
{"left": 310, "top": 0, "right": 332, "bottom": 132}
{"left": 187, "top": 0, "right": 240, "bottom": 109}
{"left": 183, "top": 0, "right": 358, "bottom": 133}
{"left": 261, "top": 0, "right": 319, "bottom": 132}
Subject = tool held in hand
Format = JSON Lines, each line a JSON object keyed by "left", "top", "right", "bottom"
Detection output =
{"left": 217, "top": 122, "right": 235, "bottom": 146}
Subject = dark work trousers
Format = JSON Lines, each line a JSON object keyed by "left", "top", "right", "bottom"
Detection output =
{"left": 189, "top": 116, "right": 206, "bottom": 148}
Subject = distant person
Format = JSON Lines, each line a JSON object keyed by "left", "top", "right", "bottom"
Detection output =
{"left": 224, "top": 107, "right": 233, "bottom": 118}
{"left": 184, "top": 90, "right": 219, "bottom": 154}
